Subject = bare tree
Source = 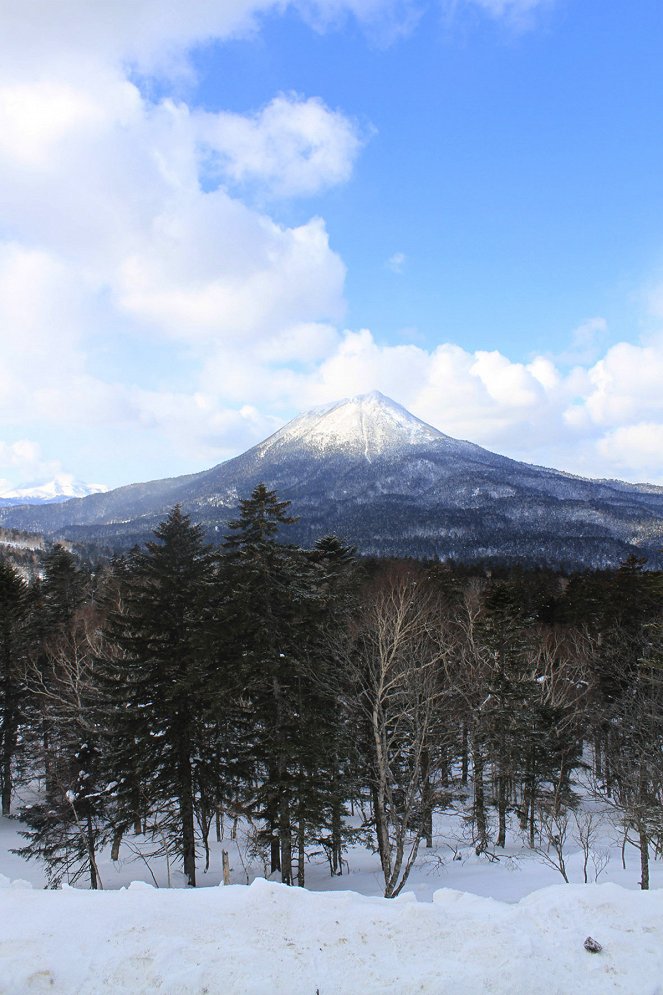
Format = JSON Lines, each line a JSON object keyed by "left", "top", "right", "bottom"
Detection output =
{"left": 342, "top": 566, "right": 448, "bottom": 898}
{"left": 532, "top": 802, "right": 570, "bottom": 883}
{"left": 572, "top": 808, "right": 610, "bottom": 883}
{"left": 444, "top": 580, "right": 493, "bottom": 852}
{"left": 18, "top": 604, "right": 109, "bottom": 889}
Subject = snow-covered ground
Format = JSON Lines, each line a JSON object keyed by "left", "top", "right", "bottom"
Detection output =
{"left": 1, "top": 801, "right": 662, "bottom": 993}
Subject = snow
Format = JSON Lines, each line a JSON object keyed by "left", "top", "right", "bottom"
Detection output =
{"left": 257, "top": 391, "right": 446, "bottom": 460}
{"left": 1, "top": 801, "right": 662, "bottom": 993}
{"left": 0, "top": 875, "right": 660, "bottom": 994}
{"left": 0, "top": 474, "right": 108, "bottom": 502}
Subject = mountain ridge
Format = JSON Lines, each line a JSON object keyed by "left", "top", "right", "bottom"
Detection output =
{"left": 1, "top": 393, "right": 663, "bottom": 569}
{"left": 0, "top": 474, "right": 108, "bottom": 507}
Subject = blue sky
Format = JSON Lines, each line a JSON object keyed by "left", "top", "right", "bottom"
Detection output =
{"left": 1, "top": 0, "right": 663, "bottom": 492}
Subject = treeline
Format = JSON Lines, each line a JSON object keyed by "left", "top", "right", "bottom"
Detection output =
{"left": 1, "top": 485, "right": 662, "bottom": 895}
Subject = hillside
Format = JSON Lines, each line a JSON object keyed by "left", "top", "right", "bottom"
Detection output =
{"left": 2, "top": 392, "right": 663, "bottom": 568}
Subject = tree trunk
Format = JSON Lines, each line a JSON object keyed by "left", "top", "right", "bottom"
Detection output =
{"left": 331, "top": 795, "right": 343, "bottom": 874}
{"left": 638, "top": 820, "right": 650, "bottom": 890}
{"left": 202, "top": 814, "right": 211, "bottom": 873}
{"left": 421, "top": 747, "right": 433, "bottom": 848}
{"left": 86, "top": 813, "right": 99, "bottom": 890}
{"left": 1, "top": 745, "right": 12, "bottom": 816}
{"left": 461, "top": 724, "right": 469, "bottom": 785}
{"left": 279, "top": 795, "right": 292, "bottom": 886}
{"left": 178, "top": 740, "right": 196, "bottom": 887}
{"left": 1, "top": 680, "right": 17, "bottom": 815}
{"left": 371, "top": 781, "right": 390, "bottom": 881}
{"left": 297, "top": 818, "right": 306, "bottom": 887}
{"left": 496, "top": 772, "right": 507, "bottom": 848}
{"left": 473, "top": 742, "right": 488, "bottom": 851}
{"left": 111, "top": 827, "right": 123, "bottom": 862}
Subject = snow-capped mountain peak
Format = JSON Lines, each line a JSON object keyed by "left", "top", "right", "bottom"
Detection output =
{"left": 0, "top": 474, "right": 108, "bottom": 505}
{"left": 257, "top": 391, "right": 445, "bottom": 461}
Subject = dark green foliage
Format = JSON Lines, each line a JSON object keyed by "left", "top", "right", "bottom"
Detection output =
{"left": 6, "top": 500, "right": 663, "bottom": 893}
{"left": 0, "top": 559, "right": 29, "bottom": 815}
{"left": 222, "top": 485, "right": 347, "bottom": 883}
{"left": 40, "top": 544, "right": 89, "bottom": 628}
{"left": 100, "top": 506, "right": 215, "bottom": 886}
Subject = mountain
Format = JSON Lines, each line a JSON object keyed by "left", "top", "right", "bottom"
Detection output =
{"left": 0, "top": 475, "right": 108, "bottom": 507}
{"left": 2, "top": 391, "right": 663, "bottom": 569}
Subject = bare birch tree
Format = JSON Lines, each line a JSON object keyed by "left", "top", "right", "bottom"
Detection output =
{"left": 342, "top": 566, "right": 448, "bottom": 898}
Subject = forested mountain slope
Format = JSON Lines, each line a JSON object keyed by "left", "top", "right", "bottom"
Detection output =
{"left": 2, "top": 392, "right": 663, "bottom": 568}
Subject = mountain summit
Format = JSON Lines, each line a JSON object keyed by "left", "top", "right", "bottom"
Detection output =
{"left": 0, "top": 475, "right": 108, "bottom": 507}
{"left": 2, "top": 393, "right": 663, "bottom": 568}
{"left": 257, "top": 392, "right": 445, "bottom": 460}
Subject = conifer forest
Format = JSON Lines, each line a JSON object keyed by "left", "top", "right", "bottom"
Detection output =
{"left": 1, "top": 485, "right": 662, "bottom": 898}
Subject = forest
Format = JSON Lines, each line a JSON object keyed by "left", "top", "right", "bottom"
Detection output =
{"left": 0, "top": 484, "right": 662, "bottom": 898}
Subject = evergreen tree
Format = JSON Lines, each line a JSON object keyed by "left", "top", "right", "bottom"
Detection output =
{"left": 40, "top": 544, "right": 89, "bottom": 630}
{"left": 222, "top": 484, "right": 345, "bottom": 884}
{"left": 0, "top": 559, "right": 29, "bottom": 815}
{"left": 101, "top": 506, "right": 214, "bottom": 886}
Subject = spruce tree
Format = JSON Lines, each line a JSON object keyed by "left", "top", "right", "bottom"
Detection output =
{"left": 222, "top": 485, "right": 347, "bottom": 884}
{"left": 0, "top": 559, "right": 29, "bottom": 815}
{"left": 101, "top": 506, "right": 214, "bottom": 886}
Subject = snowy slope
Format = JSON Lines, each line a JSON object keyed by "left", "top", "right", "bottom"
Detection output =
{"left": 257, "top": 390, "right": 447, "bottom": 460}
{"left": 0, "top": 474, "right": 107, "bottom": 506}
{"left": 2, "top": 392, "right": 663, "bottom": 567}
{"left": 0, "top": 876, "right": 661, "bottom": 994}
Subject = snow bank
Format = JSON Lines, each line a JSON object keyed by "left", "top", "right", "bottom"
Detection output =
{"left": 0, "top": 877, "right": 661, "bottom": 994}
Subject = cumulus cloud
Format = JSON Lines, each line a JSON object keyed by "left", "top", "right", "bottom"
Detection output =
{"left": 196, "top": 326, "right": 663, "bottom": 486}
{"left": 0, "top": 439, "right": 61, "bottom": 493}
{"left": 0, "top": 0, "right": 368, "bottom": 484}
{"left": 596, "top": 423, "right": 663, "bottom": 482}
{"left": 0, "top": 0, "right": 661, "bottom": 492}
{"left": 0, "top": 0, "right": 419, "bottom": 81}
{"left": 557, "top": 317, "right": 609, "bottom": 367}
{"left": 199, "top": 94, "right": 366, "bottom": 199}
{"left": 456, "top": 0, "right": 553, "bottom": 27}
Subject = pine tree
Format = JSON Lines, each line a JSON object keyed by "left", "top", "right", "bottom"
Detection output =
{"left": 0, "top": 559, "right": 29, "bottom": 815}
{"left": 221, "top": 484, "right": 346, "bottom": 884}
{"left": 100, "top": 506, "right": 215, "bottom": 886}
{"left": 40, "top": 544, "right": 89, "bottom": 630}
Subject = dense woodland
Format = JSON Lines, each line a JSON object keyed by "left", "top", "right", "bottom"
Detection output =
{"left": 1, "top": 484, "right": 662, "bottom": 897}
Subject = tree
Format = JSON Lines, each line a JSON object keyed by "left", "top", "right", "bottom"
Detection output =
{"left": 101, "top": 506, "right": 215, "bottom": 886}
{"left": 0, "top": 559, "right": 29, "bottom": 815}
{"left": 221, "top": 484, "right": 314, "bottom": 884}
{"left": 16, "top": 603, "right": 108, "bottom": 889}
{"left": 342, "top": 565, "right": 446, "bottom": 898}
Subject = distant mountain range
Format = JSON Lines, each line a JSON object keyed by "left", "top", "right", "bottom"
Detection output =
{"left": 0, "top": 475, "right": 107, "bottom": 507}
{"left": 1, "top": 392, "right": 663, "bottom": 569}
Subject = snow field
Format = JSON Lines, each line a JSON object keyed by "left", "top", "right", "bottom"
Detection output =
{"left": 0, "top": 876, "right": 661, "bottom": 994}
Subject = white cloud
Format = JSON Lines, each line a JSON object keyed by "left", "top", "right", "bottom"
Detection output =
{"left": 199, "top": 94, "right": 366, "bottom": 198}
{"left": 557, "top": 316, "right": 609, "bottom": 367}
{"left": 459, "top": 0, "right": 553, "bottom": 27}
{"left": 582, "top": 341, "right": 663, "bottom": 428}
{"left": 117, "top": 203, "right": 346, "bottom": 341}
{"left": 0, "top": 2, "right": 359, "bottom": 487}
{"left": 387, "top": 252, "right": 406, "bottom": 274}
{"left": 0, "top": 438, "right": 61, "bottom": 492}
{"left": 0, "top": 0, "right": 661, "bottom": 493}
{"left": 0, "top": 0, "right": 417, "bottom": 82}
{"left": 195, "top": 326, "right": 663, "bottom": 485}
{"left": 597, "top": 423, "right": 663, "bottom": 482}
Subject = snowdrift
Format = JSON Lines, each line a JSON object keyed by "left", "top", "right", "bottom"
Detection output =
{"left": 0, "top": 876, "right": 661, "bottom": 994}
